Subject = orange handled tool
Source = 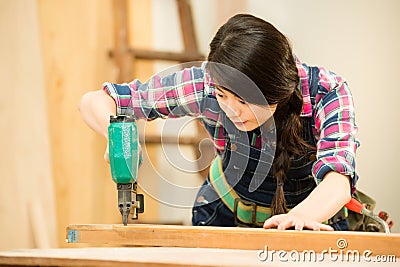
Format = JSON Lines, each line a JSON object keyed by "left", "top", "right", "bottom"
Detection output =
{"left": 345, "top": 198, "right": 390, "bottom": 234}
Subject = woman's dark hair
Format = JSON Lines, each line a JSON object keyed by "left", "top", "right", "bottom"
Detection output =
{"left": 207, "top": 14, "right": 311, "bottom": 216}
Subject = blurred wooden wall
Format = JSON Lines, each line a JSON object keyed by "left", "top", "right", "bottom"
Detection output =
{"left": 0, "top": 0, "right": 57, "bottom": 250}
{"left": 37, "top": 0, "right": 155, "bottom": 247}
{"left": 0, "top": 0, "right": 247, "bottom": 249}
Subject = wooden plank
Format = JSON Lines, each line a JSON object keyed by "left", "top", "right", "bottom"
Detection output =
{"left": 66, "top": 224, "right": 400, "bottom": 257}
{"left": 1, "top": 247, "right": 398, "bottom": 267}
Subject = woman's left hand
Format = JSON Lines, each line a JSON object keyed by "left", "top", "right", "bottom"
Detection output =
{"left": 263, "top": 213, "right": 334, "bottom": 231}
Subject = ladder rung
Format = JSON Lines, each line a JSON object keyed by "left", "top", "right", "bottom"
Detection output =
{"left": 110, "top": 48, "right": 204, "bottom": 62}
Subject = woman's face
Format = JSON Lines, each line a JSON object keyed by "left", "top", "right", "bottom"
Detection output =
{"left": 215, "top": 86, "right": 277, "bottom": 131}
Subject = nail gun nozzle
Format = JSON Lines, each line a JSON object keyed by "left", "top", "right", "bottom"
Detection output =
{"left": 117, "top": 183, "right": 133, "bottom": 226}
{"left": 122, "top": 213, "right": 128, "bottom": 226}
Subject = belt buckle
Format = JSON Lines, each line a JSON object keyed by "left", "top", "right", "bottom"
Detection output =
{"left": 234, "top": 198, "right": 261, "bottom": 227}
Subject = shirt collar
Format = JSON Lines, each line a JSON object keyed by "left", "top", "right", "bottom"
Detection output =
{"left": 294, "top": 56, "right": 313, "bottom": 117}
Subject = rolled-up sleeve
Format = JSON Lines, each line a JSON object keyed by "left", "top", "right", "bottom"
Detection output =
{"left": 312, "top": 70, "right": 360, "bottom": 193}
{"left": 102, "top": 67, "right": 206, "bottom": 120}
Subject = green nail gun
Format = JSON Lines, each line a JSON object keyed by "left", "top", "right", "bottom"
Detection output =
{"left": 108, "top": 115, "right": 144, "bottom": 225}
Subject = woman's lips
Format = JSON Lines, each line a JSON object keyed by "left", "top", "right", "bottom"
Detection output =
{"left": 232, "top": 120, "right": 247, "bottom": 126}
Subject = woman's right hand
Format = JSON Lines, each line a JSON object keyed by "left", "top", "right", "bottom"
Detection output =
{"left": 79, "top": 90, "right": 116, "bottom": 142}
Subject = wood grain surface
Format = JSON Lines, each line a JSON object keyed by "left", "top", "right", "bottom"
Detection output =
{"left": 66, "top": 224, "right": 400, "bottom": 257}
{"left": 1, "top": 247, "right": 398, "bottom": 267}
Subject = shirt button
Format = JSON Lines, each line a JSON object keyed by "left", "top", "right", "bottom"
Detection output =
{"left": 230, "top": 143, "right": 237, "bottom": 151}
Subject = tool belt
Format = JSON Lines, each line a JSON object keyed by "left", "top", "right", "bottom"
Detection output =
{"left": 209, "top": 156, "right": 350, "bottom": 227}
{"left": 209, "top": 156, "right": 275, "bottom": 227}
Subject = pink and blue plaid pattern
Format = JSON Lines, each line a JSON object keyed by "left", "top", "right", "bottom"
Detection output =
{"left": 103, "top": 58, "right": 359, "bottom": 191}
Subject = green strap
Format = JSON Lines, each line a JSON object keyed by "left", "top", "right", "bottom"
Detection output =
{"left": 209, "top": 156, "right": 272, "bottom": 225}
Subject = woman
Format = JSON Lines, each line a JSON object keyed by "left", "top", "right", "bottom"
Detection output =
{"left": 79, "top": 14, "right": 358, "bottom": 231}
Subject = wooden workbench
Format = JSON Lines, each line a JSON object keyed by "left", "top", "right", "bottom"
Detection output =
{"left": 0, "top": 224, "right": 399, "bottom": 266}
{"left": 0, "top": 246, "right": 398, "bottom": 266}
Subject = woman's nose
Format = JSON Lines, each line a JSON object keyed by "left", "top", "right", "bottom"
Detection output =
{"left": 224, "top": 100, "right": 242, "bottom": 118}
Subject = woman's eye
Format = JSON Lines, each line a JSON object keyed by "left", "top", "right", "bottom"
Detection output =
{"left": 239, "top": 100, "right": 246, "bottom": 104}
{"left": 216, "top": 93, "right": 224, "bottom": 98}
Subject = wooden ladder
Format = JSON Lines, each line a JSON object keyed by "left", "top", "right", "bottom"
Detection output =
{"left": 110, "top": 0, "right": 205, "bottom": 83}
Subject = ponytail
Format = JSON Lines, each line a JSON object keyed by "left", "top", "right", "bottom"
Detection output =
{"left": 271, "top": 89, "right": 311, "bottom": 216}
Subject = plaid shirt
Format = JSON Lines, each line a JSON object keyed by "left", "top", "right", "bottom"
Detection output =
{"left": 103, "top": 58, "right": 359, "bottom": 191}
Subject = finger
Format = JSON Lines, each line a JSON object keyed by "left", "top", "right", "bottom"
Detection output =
{"left": 310, "top": 223, "right": 334, "bottom": 231}
{"left": 263, "top": 215, "right": 286, "bottom": 229}
{"left": 300, "top": 221, "right": 333, "bottom": 231}
{"left": 263, "top": 218, "right": 279, "bottom": 229}
{"left": 277, "top": 218, "right": 295, "bottom": 230}
{"left": 302, "top": 221, "right": 321, "bottom": 231}
{"left": 294, "top": 220, "right": 305, "bottom": 231}
{"left": 104, "top": 144, "right": 110, "bottom": 163}
{"left": 104, "top": 151, "right": 110, "bottom": 164}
